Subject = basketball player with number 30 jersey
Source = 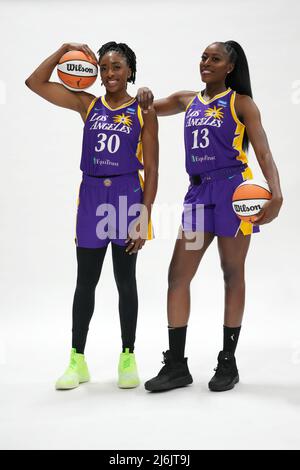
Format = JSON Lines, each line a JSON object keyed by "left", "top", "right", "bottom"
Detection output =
{"left": 77, "top": 95, "right": 153, "bottom": 248}
{"left": 26, "top": 41, "right": 158, "bottom": 391}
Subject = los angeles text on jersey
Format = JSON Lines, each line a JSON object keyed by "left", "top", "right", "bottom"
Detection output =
{"left": 185, "top": 107, "right": 223, "bottom": 128}
{"left": 89, "top": 113, "right": 132, "bottom": 134}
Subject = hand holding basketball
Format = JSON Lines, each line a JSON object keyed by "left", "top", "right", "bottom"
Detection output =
{"left": 63, "top": 42, "right": 97, "bottom": 63}
{"left": 252, "top": 197, "right": 283, "bottom": 225}
{"left": 57, "top": 45, "right": 98, "bottom": 91}
{"left": 232, "top": 178, "right": 283, "bottom": 226}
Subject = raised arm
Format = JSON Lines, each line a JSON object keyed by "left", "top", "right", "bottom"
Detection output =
{"left": 236, "top": 94, "right": 283, "bottom": 224}
{"left": 25, "top": 43, "right": 98, "bottom": 121}
{"left": 137, "top": 88, "right": 197, "bottom": 116}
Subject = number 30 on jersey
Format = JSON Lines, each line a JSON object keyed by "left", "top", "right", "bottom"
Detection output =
{"left": 95, "top": 133, "right": 120, "bottom": 154}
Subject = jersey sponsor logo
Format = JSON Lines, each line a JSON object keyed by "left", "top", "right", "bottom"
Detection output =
{"left": 217, "top": 99, "right": 228, "bottom": 107}
{"left": 191, "top": 154, "right": 216, "bottom": 163}
{"left": 126, "top": 107, "right": 136, "bottom": 114}
{"left": 93, "top": 157, "right": 119, "bottom": 167}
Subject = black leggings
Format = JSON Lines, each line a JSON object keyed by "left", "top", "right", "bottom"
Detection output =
{"left": 72, "top": 244, "right": 138, "bottom": 354}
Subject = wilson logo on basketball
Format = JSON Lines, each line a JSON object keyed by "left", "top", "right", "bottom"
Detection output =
{"left": 66, "top": 64, "right": 94, "bottom": 74}
{"left": 57, "top": 50, "right": 98, "bottom": 91}
{"left": 232, "top": 179, "right": 271, "bottom": 222}
{"left": 233, "top": 203, "right": 262, "bottom": 213}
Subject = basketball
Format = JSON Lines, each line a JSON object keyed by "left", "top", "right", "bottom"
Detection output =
{"left": 57, "top": 51, "right": 98, "bottom": 91}
{"left": 232, "top": 179, "right": 272, "bottom": 222}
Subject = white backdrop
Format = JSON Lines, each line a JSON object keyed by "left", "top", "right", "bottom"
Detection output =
{"left": 1, "top": 0, "right": 300, "bottom": 450}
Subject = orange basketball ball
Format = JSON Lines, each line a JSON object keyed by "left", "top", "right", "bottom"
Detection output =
{"left": 232, "top": 179, "right": 272, "bottom": 222}
{"left": 57, "top": 50, "right": 98, "bottom": 91}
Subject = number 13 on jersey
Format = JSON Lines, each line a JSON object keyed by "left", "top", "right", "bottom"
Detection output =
{"left": 191, "top": 128, "right": 210, "bottom": 149}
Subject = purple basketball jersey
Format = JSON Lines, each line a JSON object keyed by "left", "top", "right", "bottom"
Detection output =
{"left": 80, "top": 96, "right": 144, "bottom": 176}
{"left": 184, "top": 88, "right": 249, "bottom": 175}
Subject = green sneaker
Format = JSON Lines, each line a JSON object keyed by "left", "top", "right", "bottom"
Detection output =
{"left": 55, "top": 348, "right": 90, "bottom": 390}
{"left": 118, "top": 348, "right": 140, "bottom": 389}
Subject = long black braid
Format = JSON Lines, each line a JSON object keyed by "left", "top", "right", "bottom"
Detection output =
{"left": 217, "top": 40, "right": 252, "bottom": 151}
{"left": 97, "top": 41, "right": 137, "bottom": 84}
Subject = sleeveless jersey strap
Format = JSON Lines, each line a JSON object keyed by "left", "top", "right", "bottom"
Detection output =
{"left": 185, "top": 94, "right": 197, "bottom": 111}
{"left": 137, "top": 104, "right": 144, "bottom": 128}
{"left": 230, "top": 91, "right": 244, "bottom": 127}
{"left": 85, "top": 97, "right": 98, "bottom": 122}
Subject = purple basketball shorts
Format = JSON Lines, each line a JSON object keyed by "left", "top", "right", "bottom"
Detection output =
{"left": 75, "top": 172, "right": 153, "bottom": 248}
{"left": 182, "top": 169, "right": 260, "bottom": 237}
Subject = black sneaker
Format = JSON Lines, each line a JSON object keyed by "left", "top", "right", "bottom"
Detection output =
{"left": 208, "top": 350, "right": 239, "bottom": 392}
{"left": 144, "top": 350, "right": 193, "bottom": 392}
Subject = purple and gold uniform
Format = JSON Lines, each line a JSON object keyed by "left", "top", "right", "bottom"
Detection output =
{"left": 76, "top": 96, "right": 153, "bottom": 248}
{"left": 182, "top": 88, "right": 259, "bottom": 237}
